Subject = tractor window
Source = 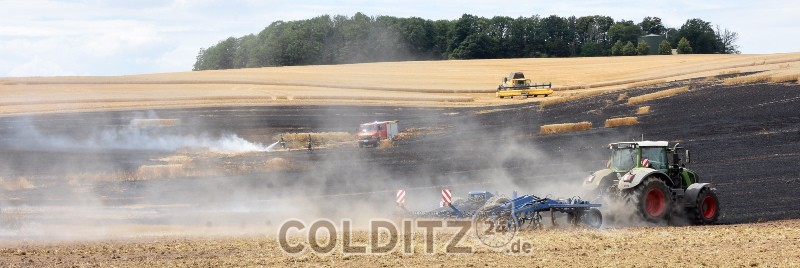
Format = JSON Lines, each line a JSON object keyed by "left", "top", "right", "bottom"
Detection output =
{"left": 641, "top": 147, "right": 667, "bottom": 170}
{"left": 611, "top": 148, "right": 636, "bottom": 171}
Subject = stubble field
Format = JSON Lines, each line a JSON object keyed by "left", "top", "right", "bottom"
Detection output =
{"left": 1, "top": 54, "right": 800, "bottom": 266}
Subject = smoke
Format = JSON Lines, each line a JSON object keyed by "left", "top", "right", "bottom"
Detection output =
{"left": 4, "top": 113, "right": 273, "bottom": 153}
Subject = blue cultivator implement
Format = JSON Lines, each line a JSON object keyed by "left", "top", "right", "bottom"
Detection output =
{"left": 396, "top": 189, "right": 603, "bottom": 229}
{"left": 475, "top": 194, "right": 603, "bottom": 230}
{"left": 396, "top": 190, "right": 496, "bottom": 219}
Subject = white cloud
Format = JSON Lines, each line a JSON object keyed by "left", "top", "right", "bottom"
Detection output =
{"left": 83, "top": 22, "right": 162, "bottom": 57}
{"left": 8, "top": 56, "right": 75, "bottom": 77}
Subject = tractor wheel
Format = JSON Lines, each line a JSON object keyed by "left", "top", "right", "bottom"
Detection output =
{"left": 690, "top": 188, "right": 720, "bottom": 225}
{"left": 579, "top": 208, "right": 603, "bottom": 228}
{"left": 627, "top": 177, "right": 672, "bottom": 222}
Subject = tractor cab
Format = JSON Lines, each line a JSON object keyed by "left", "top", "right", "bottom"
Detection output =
{"left": 609, "top": 141, "right": 670, "bottom": 173}
{"left": 606, "top": 141, "right": 695, "bottom": 188}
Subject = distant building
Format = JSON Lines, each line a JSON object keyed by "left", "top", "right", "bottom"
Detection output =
{"left": 638, "top": 34, "right": 665, "bottom": 55}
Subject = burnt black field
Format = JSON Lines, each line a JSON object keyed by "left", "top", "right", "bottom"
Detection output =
{"left": 1, "top": 80, "right": 799, "bottom": 226}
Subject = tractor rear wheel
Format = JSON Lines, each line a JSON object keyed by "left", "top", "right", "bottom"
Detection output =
{"left": 627, "top": 177, "right": 672, "bottom": 222}
{"left": 690, "top": 188, "right": 720, "bottom": 225}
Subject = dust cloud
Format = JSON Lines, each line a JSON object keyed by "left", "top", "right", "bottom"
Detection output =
{"left": 0, "top": 107, "right": 639, "bottom": 242}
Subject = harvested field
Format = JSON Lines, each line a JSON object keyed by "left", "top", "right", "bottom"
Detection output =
{"left": 604, "top": 117, "right": 639, "bottom": 128}
{"left": 395, "top": 127, "right": 450, "bottom": 141}
{"left": 539, "top": 121, "right": 592, "bottom": 134}
{"left": 377, "top": 139, "right": 394, "bottom": 149}
{"left": 719, "top": 69, "right": 742, "bottom": 76}
{"left": 129, "top": 118, "right": 180, "bottom": 127}
{"left": 278, "top": 132, "right": 354, "bottom": 149}
{"left": 3, "top": 53, "right": 800, "bottom": 115}
{"left": 627, "top": 86, "right": 689, "bottom": 105}
{"left": 0, "top": 177, "right": 35, "bottom": 191}
{"left": 539, "top": 90, "right": 609, "bottom": 107}
{"left": 263, "top": 157, "right": 298, "bottom": 172}
{"left": 134, "top": 164, "right": 186, "bottom": 180}
{"left": 2, "top": 54, "right": 800, "bottom": 266}
{"left": 0, "top": 220, "right": 797, "bottom": 267}
{"left": 626, "top": 79, "right": 666, "bottom": 88}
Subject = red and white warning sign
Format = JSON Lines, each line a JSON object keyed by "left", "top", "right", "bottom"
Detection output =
{"left": 441, "top": 189, "right": 452, "bottom": 206}
{"left": 396, "top": 189, "right": 406, "bottom": 205}
{"left": 641, "top": 158, "right": 650, "bottom": 168}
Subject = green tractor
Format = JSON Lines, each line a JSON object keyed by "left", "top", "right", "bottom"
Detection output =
{"left": 583, "top": 141, "right": 720, "bottom": 224}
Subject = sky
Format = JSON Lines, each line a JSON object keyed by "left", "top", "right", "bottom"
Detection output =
{"left": 0, "top": 0, "right": 797, "bottom": 77}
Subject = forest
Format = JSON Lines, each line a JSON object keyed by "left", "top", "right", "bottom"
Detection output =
{"left": 193, "top": 13, "right": 739, "bottom": 70}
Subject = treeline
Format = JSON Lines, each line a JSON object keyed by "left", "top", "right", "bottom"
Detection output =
{"left": 193, "top": 13, "right": 739, "bottom": 71}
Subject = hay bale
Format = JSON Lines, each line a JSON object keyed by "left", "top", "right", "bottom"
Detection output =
{"left": 722, "top": 73, "right": 771, "bottom": 85}
{"left": 605, "top": 117, "right": 639, "bottom": 128}
{"left": 539, "top": 121, "right": 592, "bottom": 135}
{"left": 627, "top": 86, "right": 689, "bottom": 105}
{"left": 769, "top": 74, "right": 799, "bottom": 83}
{"left": 636, "top": 106, "right": 651, "bottom": 115}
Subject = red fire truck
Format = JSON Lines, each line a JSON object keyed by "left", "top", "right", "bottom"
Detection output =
{"left": 357, "top": 121, "right": 399, "bottom": 148}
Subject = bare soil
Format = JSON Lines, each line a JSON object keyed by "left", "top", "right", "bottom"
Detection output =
{"left": 1, "top": 220, "right": 798, "bottom": 267}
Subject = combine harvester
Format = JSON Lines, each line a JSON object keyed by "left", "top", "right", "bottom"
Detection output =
{"left": 496, "top": 72, "right": 553, "bottom": 99}
{"left": 395, "top": 189, "right": 603, "bottom": 229}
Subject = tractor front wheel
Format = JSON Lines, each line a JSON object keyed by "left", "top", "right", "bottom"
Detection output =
{"left": 627, "top": 177, "right": 672, "bottom": 223}
{"left": 691, "top": 188, "right": 720, "bottom": 225}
